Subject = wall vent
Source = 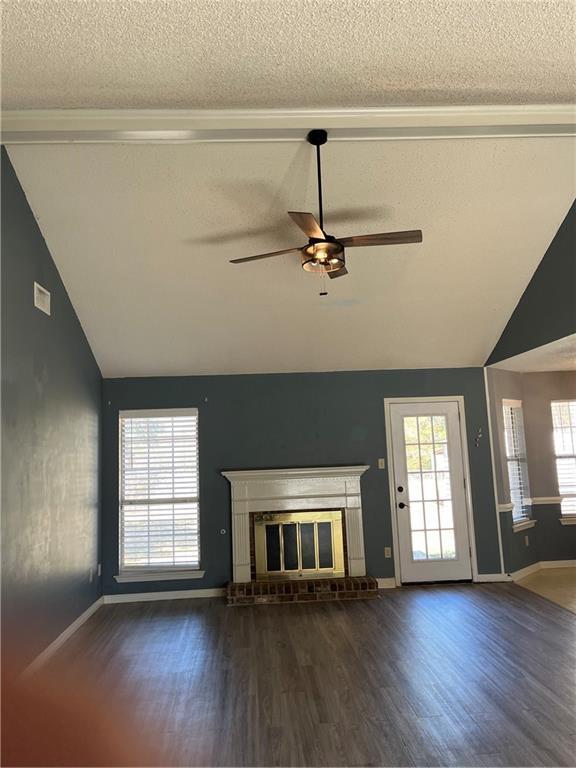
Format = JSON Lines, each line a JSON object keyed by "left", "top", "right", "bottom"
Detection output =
{"left": 33, "top": 282, "right": 51, "bottom": 315}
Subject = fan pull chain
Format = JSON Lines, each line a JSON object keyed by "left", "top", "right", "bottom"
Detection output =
{"left": 319, "top": 270, "right": 328, "bottom": 297}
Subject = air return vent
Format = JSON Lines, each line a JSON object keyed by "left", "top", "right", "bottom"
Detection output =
{"left": 33, "top": 282, "right": 51, "bottom": 315}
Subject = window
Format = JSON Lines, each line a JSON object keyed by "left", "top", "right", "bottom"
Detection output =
{"left": 502, "top": 400, "right": 530, "bottom": 520}
{"left": 551, "top": 401, "right": 576, "bottom": 517}
{"left": 119, "top": 409, "right": 200, "bottom": 577}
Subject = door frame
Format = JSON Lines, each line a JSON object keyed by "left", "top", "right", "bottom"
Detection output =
{"left": 384, "top": 395, "right": 479, "bottom": 586}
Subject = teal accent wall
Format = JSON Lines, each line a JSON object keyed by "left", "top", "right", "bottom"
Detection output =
{"left": 499, "top": 512, "right": 539, "bottom": 573}
{"left": 487, "top": 200, "right": 575, "bottom": 365}
{"left": 102, "top": 367, "right": 502, "bottom": 594}
{"left": 1, "top": 149, "right": 102, "bottom": 669}
{"left": 500, "top": 506, "right": 576, "bottom": 574}
{"left": 535, "top": 504, "right": 576, "bottom": 562}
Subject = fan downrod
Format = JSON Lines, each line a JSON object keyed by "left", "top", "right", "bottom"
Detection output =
{"left": 307, "top": 129, "right": 328, "bottom": 146}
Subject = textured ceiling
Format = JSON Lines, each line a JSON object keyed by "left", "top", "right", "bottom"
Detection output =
{"left": 7, "top": 138, "right": 575, "bottom": 377}
{"left": 2, "top": 0, "right": 575, "bottom": 109}
{"left": 492, "top": 335, "right": 576, "bottom": 373}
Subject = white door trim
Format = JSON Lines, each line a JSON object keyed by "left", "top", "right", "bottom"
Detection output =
{"left": 384, "top": 396, "right": 479, "bottom": 586}
{"left": 483, "top": 368, "right": 506, "bottom": 575}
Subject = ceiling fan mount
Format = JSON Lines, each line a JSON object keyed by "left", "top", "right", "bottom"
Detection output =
{"left": 230, "top": 129, "right": 423, "bottom": 279}
{"left": 306, "top": 129, "right": 328, "bottom": 147}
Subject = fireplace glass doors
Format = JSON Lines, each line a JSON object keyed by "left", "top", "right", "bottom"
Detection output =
{"left": 254, "top": 510, "right": 345, "bottom": 579}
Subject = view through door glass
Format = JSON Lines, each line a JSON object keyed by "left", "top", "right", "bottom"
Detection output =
{"left": 404, "top": 414, "right": 456, "bottom": 561}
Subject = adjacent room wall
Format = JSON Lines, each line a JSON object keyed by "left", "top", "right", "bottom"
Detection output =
{"left": 102, "top": 367, "right": 502, "bottom": 594}
{"left": 1, "top": 148, "right": 102, "bottom": 669}
{"left": 485, "top": 366, "right": 576, "bottom": 573}
{"left": 486, "top": 200, "right": 576, "bottom": 365}
{"left": 522, "top": 371, "right": 576, "bottom": 497}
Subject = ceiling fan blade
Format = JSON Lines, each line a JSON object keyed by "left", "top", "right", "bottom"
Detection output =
{"left": 230, "top": 247, "right": 301, "bottom": 264}
{"left": 338, "top": 230, "right": 423, "bottom": 248}
{"left": 288, "top": 211, "right": 325, "bottom": 239}
{"left": 328, "top": 266, "right": 348, "bottom": 280}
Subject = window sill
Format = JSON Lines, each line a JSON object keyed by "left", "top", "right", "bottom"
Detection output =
{"left": 559, "top": 517, "right": 576, "bottom": 526}
{"left": 114, "top": 569, "right": 205, "bottom": 583}
{"left": 512, "top": 518, "right": 536, "bottom": 533}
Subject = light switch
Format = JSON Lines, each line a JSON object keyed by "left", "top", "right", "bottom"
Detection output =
{"left": 384, "top": 547, "right": 392, "bottom": 558}
{"left": 377, "top": 458, "right": 386, "bottom": 469}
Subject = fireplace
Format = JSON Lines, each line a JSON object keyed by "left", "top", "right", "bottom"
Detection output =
{"left": 222, "top": 466, "right": 369, "bottom": 583}
{"left": 254, "top": 509, "right": 346, "bottom": 580}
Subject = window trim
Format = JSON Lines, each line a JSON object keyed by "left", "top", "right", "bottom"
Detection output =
{"left": 502, "top": 399, "right": 531, "bottom": 522}
{"left": 512, "top": 518, "right": 536, "bottom": 533}
{"left": 117, "top": 407, "right": 202, "bottom": 581}
{"left": 550, "top": 399, "right": 576, "bottom": 520}
{"left": 114, "top": 569, "right": 205, "bottom": 583}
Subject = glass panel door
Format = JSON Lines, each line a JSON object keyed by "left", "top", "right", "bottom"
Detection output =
{"left": 390, "top": 401, "right": 472, "bottom": 583}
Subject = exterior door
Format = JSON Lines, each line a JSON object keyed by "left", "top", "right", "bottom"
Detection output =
{"left": 389, "top": 400, "right": 472, "bottom": 582}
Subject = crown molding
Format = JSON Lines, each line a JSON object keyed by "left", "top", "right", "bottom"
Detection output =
{"left": 2, "top": 105, "right": 575, "bottom": 144}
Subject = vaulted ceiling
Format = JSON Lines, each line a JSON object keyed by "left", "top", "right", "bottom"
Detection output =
{"left": 3, "top": 0, "right": 575, "bottom": 377}
{"left": 7, "top": 138, "right": 574, "bottom": 376}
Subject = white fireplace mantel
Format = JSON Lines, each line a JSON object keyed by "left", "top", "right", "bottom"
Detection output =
{"left": 222, "top": 465, "right": 370, "bottom": 583}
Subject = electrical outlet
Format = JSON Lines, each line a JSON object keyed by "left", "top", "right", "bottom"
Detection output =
{"left": 524, "top": 535, "right": 530, "bottom": 547}
{"left": 384, "top": 546, "right": 392, "bottom": 558}
{"left": 378, "top": 458, "right": 386, "bottom": 469}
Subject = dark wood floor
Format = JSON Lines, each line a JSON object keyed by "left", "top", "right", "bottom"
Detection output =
{"left": 49, "top": 584, "right": 576, "bottom": 766}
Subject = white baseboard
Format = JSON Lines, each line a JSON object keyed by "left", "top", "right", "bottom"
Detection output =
{"left": 474, "top": 573, "right": 513, "bottom": 582}
{"left": 510, "top": 562, "right": 541, "bottom": 581}
{"left": 23, "top": 596, "right": 104, "bottom": 678}
{"left": 103, "top": 587, "right": 226, "bottom": 603}
{"left": 377, "top": 578, "right": 397, "bottom": 589}
{"left": 510, "top": 559, "right": 576, "bottom": 581}
{"left": 539, "top": 559, "right": 576, "bottom": 569}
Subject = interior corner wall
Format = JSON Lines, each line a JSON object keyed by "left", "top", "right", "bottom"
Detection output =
{"left": 485, "top": 366, "right": 576, "bottom": 573}
{"left": 1, "top": 148, "right": 102, "bottom": 671}
{"left": 485, "top": 368, "right": 523, "bottom": 504}
{"left": 101, "top": 366, "right": 502, "bottom": 595}
{"left": 486, "top": 200, "right": 576, "bottom": 366}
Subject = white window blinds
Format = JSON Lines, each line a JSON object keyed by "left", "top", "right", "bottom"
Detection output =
{"left": 119, "top": 409, "right": 200, "bottom": 571}
{"left": 503, "top": 401, "right": 530, "bottom": 520}
{"left": 551, "top": 401, "right": 576, "bottom": 517}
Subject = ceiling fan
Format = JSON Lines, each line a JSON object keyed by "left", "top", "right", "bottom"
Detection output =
{"left": 230, "top": 129, "right": 423, "bottom": 279}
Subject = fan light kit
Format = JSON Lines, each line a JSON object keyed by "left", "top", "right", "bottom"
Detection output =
{"left": 230, "top": 129, "right": 423, "bottom": 290}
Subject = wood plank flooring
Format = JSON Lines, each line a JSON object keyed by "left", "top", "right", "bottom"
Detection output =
{"left": 32, "top": 584, "right": 576, "bottom": 766}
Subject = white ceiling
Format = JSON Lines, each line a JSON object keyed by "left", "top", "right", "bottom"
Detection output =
{"left": 8, "top": 137, "right": 575, "bottom": 377}
{"left": 2, "top": 0, "right": 575, "bottom": 109}
{"left": 492, "top": 335, "right": 576, "bottom": 373}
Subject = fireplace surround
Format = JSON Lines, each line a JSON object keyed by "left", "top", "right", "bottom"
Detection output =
{"left": 222, "top": 466, "right": 370, "bottom": 583}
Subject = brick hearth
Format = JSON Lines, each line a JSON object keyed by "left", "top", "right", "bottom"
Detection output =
{"left": 227, "top": 576, "right": 379, "bottom": 605}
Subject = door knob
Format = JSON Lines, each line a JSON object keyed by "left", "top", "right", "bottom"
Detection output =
{"left": 398, "top": 502, "right": 408, "bottom": 509}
